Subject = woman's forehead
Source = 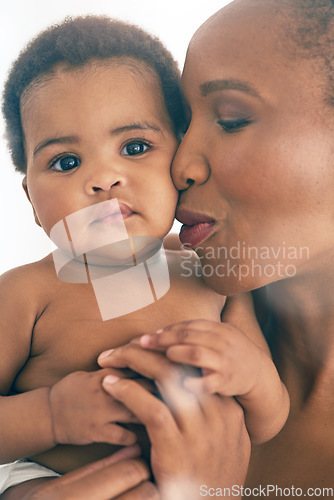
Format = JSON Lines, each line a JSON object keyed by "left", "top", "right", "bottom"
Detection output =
{"left": 187, "top": 1, "right": 291, "bottom": 64}
{"left": 184, "top": 2, "right": 321, "bottom": 98}
{"left": 187, "top": 0, "right": 333, "bottom": 73}
{"left": 180, "top": 0, "right": 334, "bottom": 127}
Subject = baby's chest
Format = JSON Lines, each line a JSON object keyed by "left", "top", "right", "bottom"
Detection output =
{"left": 15, "top": 282, "right": 221, "bottom": 391}
{"left": 18, "top": 306, "right": 164, "bottom": 390}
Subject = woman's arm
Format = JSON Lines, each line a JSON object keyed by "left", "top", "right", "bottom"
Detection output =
{"left": 2, "top": 446, "right": 157, "bottom": 500}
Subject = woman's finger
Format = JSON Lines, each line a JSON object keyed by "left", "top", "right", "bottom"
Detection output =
{"left": 103, "top": 374, "right": 207, "bottom": 448}
{"left": 102, "top": 377, "right": 180, "bottom": 447}
{"left": 183, "top": 372, "right": 223, "bottom": 395}
{"left": 27, "top": 446, "right": 149, "bottom": 500}
{"left": 115, "top": 481, "right": 160, "bottom": 500}
{"left": 35, "top": 460, "right": 149, "bottom": 500}
{"left": 99, "top": 343, "right": 185, "bottom": 386}
{"left": 100, "top": 345, "right": 204, "bottom": 430}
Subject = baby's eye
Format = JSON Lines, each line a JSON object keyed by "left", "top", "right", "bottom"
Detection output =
{"left": 49, "top": 154, "right": 81, "bottom": 172}
{"left": 121, "top": 141, "right": 150, "bottom": 156}
{"left": 217, "top": 118, "right": 252, "bottom": 134}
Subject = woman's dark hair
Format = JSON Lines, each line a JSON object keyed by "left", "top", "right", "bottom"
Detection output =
{"left": 263, "top": 0, "right": 334, "bottom": 105}
{"left": 2, "top": 16, "right": 186, "bottom": 173}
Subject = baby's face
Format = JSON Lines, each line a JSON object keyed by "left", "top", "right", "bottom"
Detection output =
{"left": 21, "top": 60, "right": 179, "bottom": 250}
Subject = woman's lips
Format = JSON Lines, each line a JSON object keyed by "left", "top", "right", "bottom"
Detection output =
{"left": 176, "top": 208, "right": 216, "bottom": 247}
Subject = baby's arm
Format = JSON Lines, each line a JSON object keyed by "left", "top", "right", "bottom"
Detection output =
{"left": 0, "top": 267, "right": 137, "bottom": 464}
{"left": 220, "top": 294, "right": 289, "bottom": 443}
{"left": 140, "top": 294, "right": 289, "bottom": 444}
{"left": 0, "top": 267, "right": 56, "bottom": 462}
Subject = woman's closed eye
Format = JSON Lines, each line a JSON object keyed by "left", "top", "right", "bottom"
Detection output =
{"left": 217, "top": 117, "right": 252, "bottom": 134}
{"left": 49, "top": 153, "right": 81, "bottom": 172}
{"left": 121, "top": 140, "right": 152, "bottom": 156}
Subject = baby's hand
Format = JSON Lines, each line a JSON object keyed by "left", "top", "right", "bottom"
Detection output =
{"left": 48, "top": 369, "right": 138, "bottom": 447}
{"left": 140, "top": 319, "right": 266, "bottom": 398}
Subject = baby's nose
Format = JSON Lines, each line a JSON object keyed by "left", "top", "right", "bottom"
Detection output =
{"left": 85, "top": 163, "right": 127, "bottom": 194}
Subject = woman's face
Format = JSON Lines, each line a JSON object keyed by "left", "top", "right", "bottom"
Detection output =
{"left": 172, "top": 1, "right": 334, "bottom": 294}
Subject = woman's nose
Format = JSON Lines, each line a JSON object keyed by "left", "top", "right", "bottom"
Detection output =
{"left": 171, "top": 128, "right": 210, "bottom": 190}
{"left": 84, "top": 162, "right": 127, "bottom": 195}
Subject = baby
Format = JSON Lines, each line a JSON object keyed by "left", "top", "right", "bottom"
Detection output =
{"left": 0, "top": 16, "right": 289, "bottom": 496}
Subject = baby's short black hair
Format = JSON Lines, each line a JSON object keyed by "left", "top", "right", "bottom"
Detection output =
{"left": 2, "top": 16, "right": 186, "bottom": 173}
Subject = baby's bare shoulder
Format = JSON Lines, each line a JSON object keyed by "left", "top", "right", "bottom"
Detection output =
{"left": 0, "top": 255, "right": 55, "bottom": 292}
{"left": 0, "top": 255, "right": 58, "bottom": 317}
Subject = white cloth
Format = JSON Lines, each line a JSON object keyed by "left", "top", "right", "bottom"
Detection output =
{"left": 0, "top": 459, "right": 60, "bottom": 495}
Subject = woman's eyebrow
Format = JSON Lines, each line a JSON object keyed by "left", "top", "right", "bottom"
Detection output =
{"left": 200, "top": 79, "right": 262, "bottom": 99}
{"left": 33, "top": 136, "right": 79, "bottom": 157}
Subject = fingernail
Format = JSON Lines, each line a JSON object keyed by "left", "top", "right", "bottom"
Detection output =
{"left": 98, "top": 349, "right": 114, "bottom": 361}
{"left": 112, "top": 445, "right": 141, "bottom": 462}
{"left": 103, "top": 375, "right": 120, "bottom": 385}
{"left": 140, "top": 335, "right": 151, "bottom": 347}
{"left": 156, "top": 329, "right": 163, "bottom": 334}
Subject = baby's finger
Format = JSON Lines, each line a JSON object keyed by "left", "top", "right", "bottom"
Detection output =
{"left": 97, "top": 423, "right": 138, "bottom": 446}
{"left": 141, "top": 327, "right": 224, "bottom": 352}
{"left": 107, "top": 400, "right": 141, "bottom": 424}
{"left": 139, "top": 319, "right": 220, "bottom": 349}
{"left": 162, "top": 319, "right": 217, "bottom": 332}
{"left": 166, "top": 344, "right": 222, "bottom": 371}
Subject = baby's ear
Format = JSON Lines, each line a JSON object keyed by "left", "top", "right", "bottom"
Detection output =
{"left": 22, "top": 176, "right": 41, "bottom": 227}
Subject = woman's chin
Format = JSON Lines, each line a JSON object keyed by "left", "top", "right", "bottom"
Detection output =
{"left": 200, "top": 262, "right": 280, "bottom": 296}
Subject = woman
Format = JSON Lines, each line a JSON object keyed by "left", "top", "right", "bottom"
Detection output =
{"left": 7, "top": 0, "right": 334, "bottom": 497}
{"left": 167, "top": 0, "right": 334, "bottom": 491}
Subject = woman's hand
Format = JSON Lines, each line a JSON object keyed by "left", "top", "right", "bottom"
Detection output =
{"left": 99, "top": 342, "right": 251, "bottom": 500}
{"left": 139, "top": 319, "right": 290, "bottom": 444}
{"left": 18, "top": 446, "right": 158, "bottom": 500}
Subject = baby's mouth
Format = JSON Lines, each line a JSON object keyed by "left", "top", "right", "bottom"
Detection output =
{"left": 90, "top": 201, "right": 136, "bottom": 225}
